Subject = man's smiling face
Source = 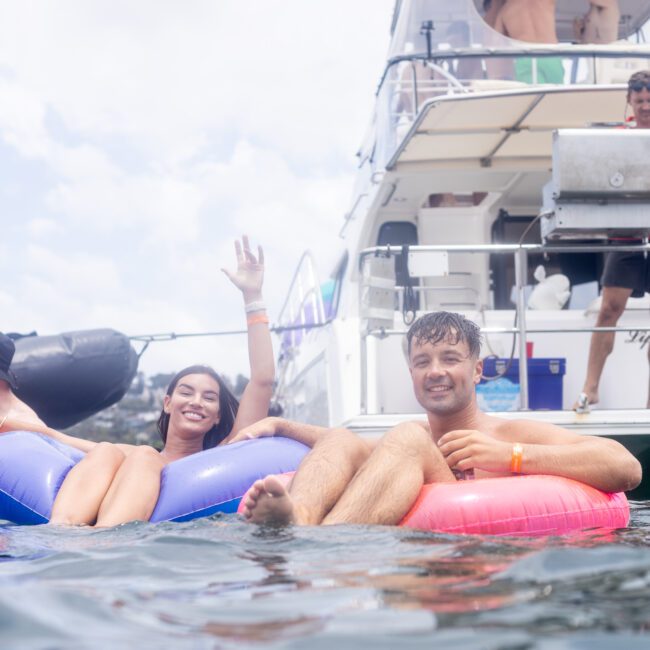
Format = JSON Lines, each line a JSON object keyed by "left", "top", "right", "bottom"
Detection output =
{"left": 408, "top": 333, "right": 482, "bottom": 416}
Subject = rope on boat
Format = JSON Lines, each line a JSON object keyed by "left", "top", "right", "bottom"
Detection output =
{"left": 128, "top": 319, "right": 336, "bottom": 357}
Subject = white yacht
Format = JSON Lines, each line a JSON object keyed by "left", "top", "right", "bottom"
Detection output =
{"left": 275, "top": 0, "right": 650, "bottom": 495}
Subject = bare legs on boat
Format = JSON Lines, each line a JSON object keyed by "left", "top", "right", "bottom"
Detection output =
{"left": 575, "top": 286, "right": 636, "bottom": 411}
{"left": 243, "top": 423, "right": 455, "bottom": 526}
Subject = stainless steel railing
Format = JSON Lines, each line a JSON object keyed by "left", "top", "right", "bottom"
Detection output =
{"left": 358, "top": 242, "right": 650, "bottom": 413}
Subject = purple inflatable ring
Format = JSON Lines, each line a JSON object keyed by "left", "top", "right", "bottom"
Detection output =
{"left": 0, "top": 431, "right": 309, "bottom": 525}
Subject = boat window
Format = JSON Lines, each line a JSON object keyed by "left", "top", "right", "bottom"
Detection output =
{"left": 377, "top": 221, "right": 419, "bottom": 284}
{"left": 388, "top": 0, "right": 512, "bottom": 60}
{"left": 489, "top": 209, "right": 603, "bottom": 309}
{"left": 377, "top": 221, "right": 418, "bottom": 247}
{"left": 426, "top": 193, "right": 488, "bottom": 208}
{"left": 475, "top": 0, "right": 648, "bottom": 43}
{"left": 389, "top": 0, "right": 644, "bottom": 58}
{"left": 377, "top": 221, "right": 420, "bottom": 310}
{"left": 323, "top": 252, "right": 349, "bottom": 320}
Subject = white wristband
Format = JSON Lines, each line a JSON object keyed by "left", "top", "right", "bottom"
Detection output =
{"left": 245, "top": 300, "right": 266, "bottom": 314}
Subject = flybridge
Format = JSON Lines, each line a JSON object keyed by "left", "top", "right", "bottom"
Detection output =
{"left": 369, "top": 0, "right": 650, "bottom": 175}
{"left": 389, "top": 0, "right": 650, "bottom": 55}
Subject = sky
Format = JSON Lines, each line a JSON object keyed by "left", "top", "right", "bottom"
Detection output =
{"left": 0, "top": 0, "right": 395, "bottom": 380}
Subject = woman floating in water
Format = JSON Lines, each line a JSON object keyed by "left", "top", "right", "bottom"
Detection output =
{"left": 0, "top": 236, "right": 280, "bottom": 526}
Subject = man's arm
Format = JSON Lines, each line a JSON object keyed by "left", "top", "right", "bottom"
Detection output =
{"left": 438, "top": 419, "right": 641, "bottom": 492}
{"left": 224, "top": 416, "right": 332, "bottom": 448}
{"left": 501, "top": 419, "right": 641, "bottom": 492}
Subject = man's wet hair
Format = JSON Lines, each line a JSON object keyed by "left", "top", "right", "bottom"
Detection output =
{"left": 407, "top": 311, "right": 482, "bottom": 359}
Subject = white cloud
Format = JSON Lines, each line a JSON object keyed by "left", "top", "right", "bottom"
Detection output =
{"left": 27, "top": 218, "right": 59, "bottom": 237}
{"left": 0, "top": 0, "right": 394, "bottom": 377}
{"left": 0, "top": 79, "right": 51, "bottom": 158}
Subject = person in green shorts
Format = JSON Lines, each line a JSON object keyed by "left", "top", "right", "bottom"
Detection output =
{"left": 514, "top": 57, "right": 564, "bottom": 84}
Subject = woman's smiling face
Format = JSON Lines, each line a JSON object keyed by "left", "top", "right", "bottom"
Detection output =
{"left": 163, "top": 373, "right": 221, "bottom": 437}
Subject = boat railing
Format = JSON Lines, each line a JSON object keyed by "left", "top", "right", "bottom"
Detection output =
{"left": 374, "top": 48, "right": 650, "bottom": 169}
{"left": 277, "top": 251, "right": 326, "bottom": 352}
{"left": 358, "top": 242, "right": 650, "bottom": 414}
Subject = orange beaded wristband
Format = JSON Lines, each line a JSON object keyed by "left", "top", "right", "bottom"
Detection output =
{"left": 247, "top": 314, "right": 270, "bottom": 327}
{"left": 510, "top": 443, "right": 523, "bottom": 474}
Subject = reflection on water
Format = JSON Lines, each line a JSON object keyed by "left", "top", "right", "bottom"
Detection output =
{"left": 1, "top": 503, "right": 650, "bottom": 647}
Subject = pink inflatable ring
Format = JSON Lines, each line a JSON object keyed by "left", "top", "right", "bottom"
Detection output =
{"left": 400, "top": 475, "right": 629, "bottom": 536}
{"left": 241, "top": 474, "right": 629, "bottom": 536}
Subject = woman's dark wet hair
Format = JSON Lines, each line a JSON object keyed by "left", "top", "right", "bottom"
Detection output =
{"left": 406, "top": 311, "right": 482, "bottom": 359}
{"left": 157, "top": 365, "right": 239, "bottom": 450}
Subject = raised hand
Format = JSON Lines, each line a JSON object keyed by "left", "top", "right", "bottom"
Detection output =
{"left": 221, "top": 235, "right": 264, "bottom": 299}
{"left": 437, "top": 429, "right": 512, "bottom": 474}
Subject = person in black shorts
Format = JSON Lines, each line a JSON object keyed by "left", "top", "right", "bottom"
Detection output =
{"left": 575, "top": 70, "right": 650, "bottom": 412}
{"left": 601, "top": 250, "right": 650, "bottom": 301}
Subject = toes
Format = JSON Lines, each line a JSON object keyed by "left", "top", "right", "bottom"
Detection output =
{"left": 262, "top": 475, "right": 286, "bottom": 497}
{"left": 247, "top": 481, "right": 265, "bottom": 501}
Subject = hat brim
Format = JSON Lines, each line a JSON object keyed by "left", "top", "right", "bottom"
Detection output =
{"left": 0, "top": 369, "right": 17, "bottom": 391}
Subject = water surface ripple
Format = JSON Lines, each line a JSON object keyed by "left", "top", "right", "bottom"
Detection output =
{"left": 2, "top": 502, "right": 650, "bottom": 648}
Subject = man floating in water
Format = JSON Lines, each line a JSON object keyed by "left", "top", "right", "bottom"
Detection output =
{"left": 233, "top": 312, "right": 641, "bottom": 527}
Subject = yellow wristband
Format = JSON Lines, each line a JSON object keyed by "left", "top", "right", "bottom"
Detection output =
{"left": 511, "top": 443, "right": 523, "bottom": 474}
{"left": 247, "top": 314, "right": 270, "bottom": 327}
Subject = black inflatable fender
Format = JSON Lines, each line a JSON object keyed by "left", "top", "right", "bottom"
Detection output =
{"left": 12, "top": 329, "right": 138, "bottom": 428}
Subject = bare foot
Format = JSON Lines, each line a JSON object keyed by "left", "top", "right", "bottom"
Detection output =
{"left": 573, "top": 391, "right": 598, "bottom": 413}
{"left": 242, "top": 475, "right": 299, "bottom": 525}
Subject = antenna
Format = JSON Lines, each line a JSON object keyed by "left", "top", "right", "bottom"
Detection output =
{"left": 420, "top": 20, "right": 434, "bottom": 60}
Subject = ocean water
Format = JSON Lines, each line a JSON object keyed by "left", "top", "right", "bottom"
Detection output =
{"left": 2, "top": 503, "right": 650, "bottom": 649}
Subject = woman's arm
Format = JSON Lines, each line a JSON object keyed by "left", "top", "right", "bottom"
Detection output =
{"left": 221, "top": 236, "right": 274, "bottom": 435}
{"left": 0, "top": 414, "right": 98, "bottom": 453}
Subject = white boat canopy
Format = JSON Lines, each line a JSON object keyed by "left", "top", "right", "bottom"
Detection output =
{"left": 388, "top": 85, "right": 629, "bottom": 169}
